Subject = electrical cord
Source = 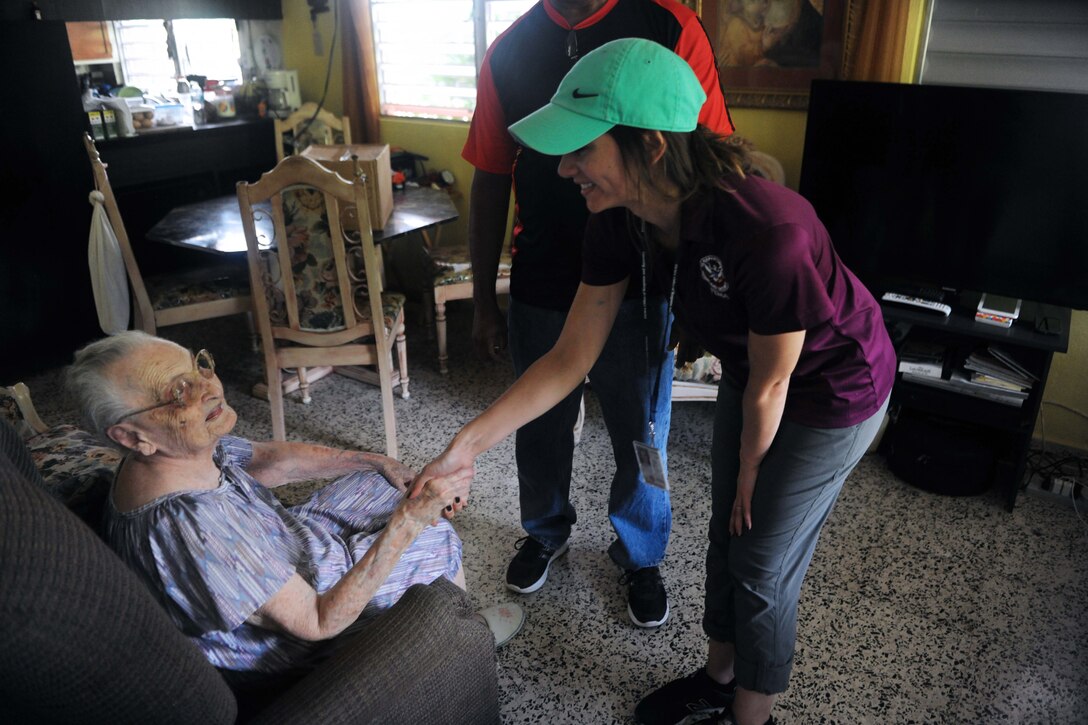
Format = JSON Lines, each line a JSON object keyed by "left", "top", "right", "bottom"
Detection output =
{"left": 292, "top": 0, "right": 340, "bottom": 150}
{"left": 1041, "top": 400, "right": 1088, "bottom": 421}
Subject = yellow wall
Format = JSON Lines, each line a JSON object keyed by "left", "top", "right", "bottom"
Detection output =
{"left": 283, "top": 0, "right": 1088, "bottom": 450}
{"left": 281, "top": 0, "right": 343, "bottom": 119}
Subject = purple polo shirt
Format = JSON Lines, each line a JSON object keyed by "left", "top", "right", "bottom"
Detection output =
{"left": 583, "top": 174, "right": 895, "bottom": 428}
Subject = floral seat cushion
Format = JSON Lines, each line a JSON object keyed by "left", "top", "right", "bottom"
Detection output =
{"left": 27, "top": 425, "right": 122, "bottom": 525}
{"left": 432, "top": 246, "right": 513, "bottom": 287}
{"left": 146, "top": 267, "right": 249, "bottom": 312}
{"left": 3, "top": 384, "right": 122, "bottom": 525}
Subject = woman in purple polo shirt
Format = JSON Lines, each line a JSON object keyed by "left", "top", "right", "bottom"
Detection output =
{"left": 411, "top": 38, "right": 894, "bottom": 725}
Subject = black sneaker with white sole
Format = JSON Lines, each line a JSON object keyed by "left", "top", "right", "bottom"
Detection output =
{"left": 622, "top": 566, "right": 669, "bottom": 627}
{"left": 505, "top": 536, "right": 569, "bottom": 593}
{"left": 634, "top": 668, "right": 736, "bottom": 725}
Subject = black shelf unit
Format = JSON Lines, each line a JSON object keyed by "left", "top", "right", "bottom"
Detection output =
{"left": 881, "top": 291, "right": 1071, "bottom": 511}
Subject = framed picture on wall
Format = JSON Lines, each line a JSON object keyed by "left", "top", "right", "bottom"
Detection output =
{"left": 701, "top": 0, "right": 847, "bottom": 109}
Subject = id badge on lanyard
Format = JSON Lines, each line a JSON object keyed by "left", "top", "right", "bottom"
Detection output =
{"left": 635, "top": 250, "right": 677, "bottom": 492}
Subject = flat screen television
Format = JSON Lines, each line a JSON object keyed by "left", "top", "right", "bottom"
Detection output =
{"left": 799, "top": 80, "right": 1088, "bottom": 311}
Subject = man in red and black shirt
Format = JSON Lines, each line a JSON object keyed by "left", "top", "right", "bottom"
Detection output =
{"left": 462, "top": 0, "right": 734, "bottom": 628}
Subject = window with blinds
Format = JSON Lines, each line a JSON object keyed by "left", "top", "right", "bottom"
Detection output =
{"left": 371, "top": 0, "right": 535, "bottom": 121}
{"left": 920, "top": 0, "right": 1088, "bottom": 93}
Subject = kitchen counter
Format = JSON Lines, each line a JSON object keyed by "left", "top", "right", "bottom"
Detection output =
{"left": 96, "top": 117, "right": 276, "bottom": 191}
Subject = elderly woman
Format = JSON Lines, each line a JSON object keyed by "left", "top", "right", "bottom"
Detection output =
{"left": 66, "top": 331, "right": 518, "bottom": 675}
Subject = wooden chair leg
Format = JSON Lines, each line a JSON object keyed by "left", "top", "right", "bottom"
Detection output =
{"left": 246, "top": 312, "right": 259, "bottom": 352}
{"left": 268, "top": 366, "right": 286, "bottom": 442}
{"left": 395, "top": 327, "right": 410, "bottom": 400}
{"left": 298, "top": 366, "right": 312, "bottom": 404}
{"left": 376, "top": 351, "right": 399, "bottom": 460}
{"left": 573, "top": 392, "right": 586, "bottom": 446}
{"left": 435, "top": 295, "right": 449, "bottom": 375}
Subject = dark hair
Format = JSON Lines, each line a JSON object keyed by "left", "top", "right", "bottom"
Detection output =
{"left": 607, "top": 124, "right": 748, "bottom": 204}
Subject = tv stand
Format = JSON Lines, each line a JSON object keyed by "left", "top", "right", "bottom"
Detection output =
{"left": 879, "top": 291, "right": 1071, "bottom": 511}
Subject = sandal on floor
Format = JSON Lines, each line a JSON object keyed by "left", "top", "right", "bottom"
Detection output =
{"left": 477, "top": 601, "right": 525, "bottom": 648}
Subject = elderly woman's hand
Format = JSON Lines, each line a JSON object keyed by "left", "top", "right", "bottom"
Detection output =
{"left": 399, "top": 467, "right": 474, "bottom": 526}
{"left": 373, "top": 455, "right": 416, "bottom": 492}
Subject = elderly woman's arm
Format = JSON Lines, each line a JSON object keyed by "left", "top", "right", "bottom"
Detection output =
{"left": 246, "top": 441, "right": 415, "bottom": 491}
{"left": 246, "top": 468, "right": 471, "bottom": 641}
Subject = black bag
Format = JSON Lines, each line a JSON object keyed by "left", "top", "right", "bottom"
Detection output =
{"left": 884, "top": 411, "right": 995, "bottom": 496}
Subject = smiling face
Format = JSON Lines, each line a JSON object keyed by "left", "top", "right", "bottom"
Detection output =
{"left": 557, "top": 132, "right": 639, "bottom": 214}
{"left": 109, "top": 341, "right": 237, "bottom": 457}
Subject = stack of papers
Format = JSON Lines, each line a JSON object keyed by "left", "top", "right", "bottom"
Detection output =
{"left": 902, "top": 370, "right": 1027, "bottom": 407}
{"left": 964, "top": 347, "right": 1037, "bottom": 391}
{"left": 901, "top": 345, "right": 1036, "bottom": 408}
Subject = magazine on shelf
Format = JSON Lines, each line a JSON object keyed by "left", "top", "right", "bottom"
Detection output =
{"left": 902, "top": 370, "right": 1027, "bottom": 407}
{"left": 963, "top": 352, "right": 1034, "bottom": 389}
{"left": 968, "top": 372, "right": 1029, "bottom": 392}
{"left": 988, "top": 346, "right": 1039, "bottom": 382}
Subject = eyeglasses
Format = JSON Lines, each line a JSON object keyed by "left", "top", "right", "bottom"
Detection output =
{"left": 112, "top": 349, "right": 216, "bottom": 426}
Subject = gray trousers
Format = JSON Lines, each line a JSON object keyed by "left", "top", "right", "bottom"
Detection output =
{"left": 703, "top": 379, "right": 888, "bottom": 694}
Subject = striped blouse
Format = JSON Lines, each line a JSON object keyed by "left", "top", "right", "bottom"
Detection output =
{"left": 104, "top": 435, "right": 462, "bottom": 673}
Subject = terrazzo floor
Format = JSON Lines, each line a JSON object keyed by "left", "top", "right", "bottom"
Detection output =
{"left": 19, "top": 300, "right": 1088, "bottom": 724}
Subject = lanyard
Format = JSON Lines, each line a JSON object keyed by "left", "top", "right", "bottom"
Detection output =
{"left": 641, "top": 251, "right": 678, "bottom": 447}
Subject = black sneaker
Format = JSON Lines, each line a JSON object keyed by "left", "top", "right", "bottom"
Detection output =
{"left": 634, "top": 668, "right": 736, "bottom": 725}
{"left": 622, "top": 566, "right": 669, "bottom": 627}
{"left": 505, "top": 536, "right": 569, "bottom": 593}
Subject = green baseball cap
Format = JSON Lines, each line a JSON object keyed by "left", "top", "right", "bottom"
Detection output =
{"left": 508, "top": 38, "right": 706, "bottom": 156}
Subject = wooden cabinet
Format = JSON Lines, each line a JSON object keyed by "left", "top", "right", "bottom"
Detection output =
{"left": 66, "top": 21, "right": 112, "bottom": 61}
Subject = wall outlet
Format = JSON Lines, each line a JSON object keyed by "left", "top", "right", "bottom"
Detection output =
{"left": 1052, "top": 475, "right": 1077, "bottom": 497}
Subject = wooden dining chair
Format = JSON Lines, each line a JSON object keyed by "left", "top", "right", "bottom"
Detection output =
{"left": 82, "top": 133, "right": 251, "bottom": 335}
{"left": 273, "top": 102, "right": 352, "bottom": 162}
{"left": 428, "top": 246, "right": 513, "bottom": 374}
{"left": 236, "top": 156, "right": 408, "bottom": 455}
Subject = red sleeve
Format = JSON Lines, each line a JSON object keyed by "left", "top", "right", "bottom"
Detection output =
{"left": 462, "top": 48, "right": 518, "bottom": 174}
{"left": 658, "top": 0, "right": 735, "bottom": 136}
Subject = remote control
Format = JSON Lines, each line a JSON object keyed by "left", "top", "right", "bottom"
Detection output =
{"left": 881, "top": 292, "right": 952, "bottom": 316}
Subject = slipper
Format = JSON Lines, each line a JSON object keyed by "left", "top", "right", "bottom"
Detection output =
{"left": 477, "top": 601, "right": 525, "bottom": 648}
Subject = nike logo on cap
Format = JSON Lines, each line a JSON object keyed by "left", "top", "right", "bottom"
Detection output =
{"left": 572, "top": 88, "right": 599, "bottom": 99}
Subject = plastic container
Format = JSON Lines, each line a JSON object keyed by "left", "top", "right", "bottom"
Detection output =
{"left": 130, "top": 104, "right": 155, "bottom": 130}
{"left": 213, "top": 89, "right": 236, "bottom": 118}
{"left": 153, "top": 103, "right": 186, "bottom": 127}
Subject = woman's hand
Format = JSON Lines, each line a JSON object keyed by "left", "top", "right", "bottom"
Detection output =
{"left": 408, "top": 442, "right": 477, "bottom": 519}
{"left": 729, "top": 461, "right": 759, "bottom": 536}
{"left": 400, "top": 466, "right": 474, "bottom": 526}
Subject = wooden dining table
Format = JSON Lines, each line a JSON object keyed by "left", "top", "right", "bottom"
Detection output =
{"left": 146, "top": 184, "right": 459, "bottom": 253}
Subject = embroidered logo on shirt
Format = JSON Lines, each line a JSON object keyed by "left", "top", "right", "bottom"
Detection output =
{"left": 699, "top": 255, "right": 730, "bottom": 298}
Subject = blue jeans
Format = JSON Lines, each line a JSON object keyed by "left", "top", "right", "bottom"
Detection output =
{"left": 704, "top": 378, "right": 889, "bottom": 694}
{"left": 507, "top": 297, "right": 674, "bottom": 571}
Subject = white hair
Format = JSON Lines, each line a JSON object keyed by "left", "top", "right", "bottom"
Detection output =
{"left": 65, "top": 331, "right": 183, "bottom": 442}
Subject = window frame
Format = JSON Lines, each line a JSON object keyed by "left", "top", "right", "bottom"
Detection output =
{"left": 371, "top": 0, "right": 537, "bottom": 122}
